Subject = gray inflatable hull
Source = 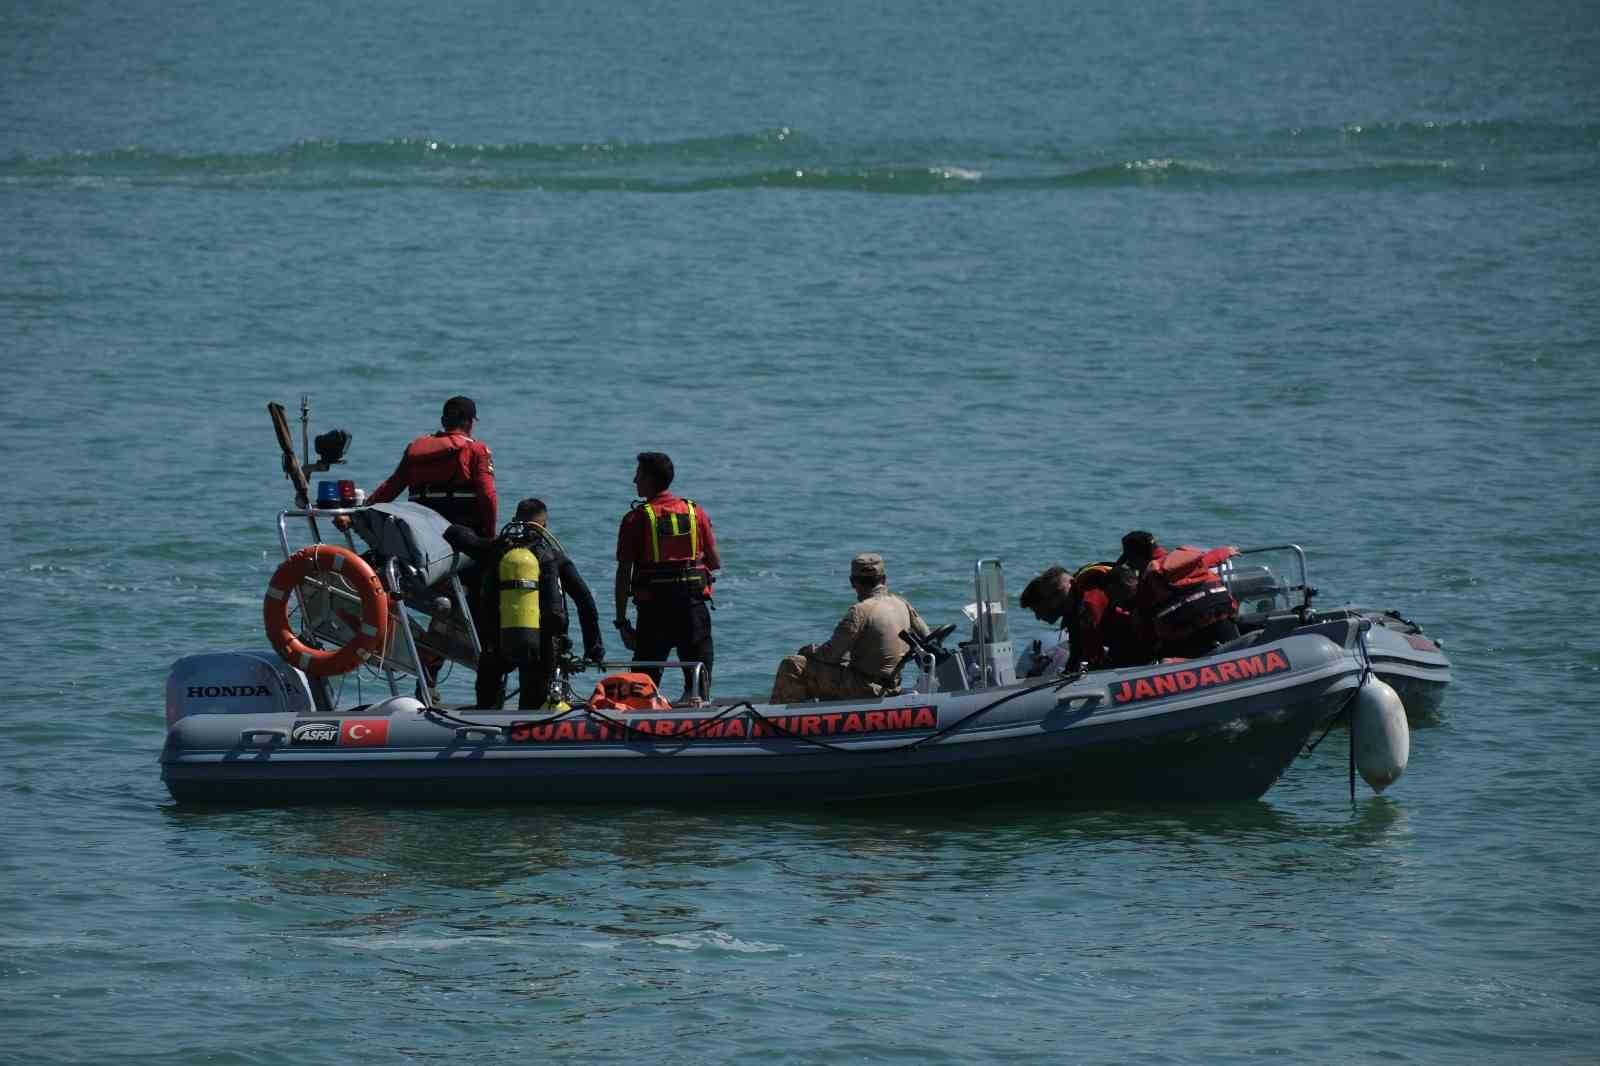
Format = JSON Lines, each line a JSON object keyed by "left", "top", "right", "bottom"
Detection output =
{"left": 163, "top": 626, "right": 1371, "bottom": 807}
{"left": 1354, "top": 610, "right": 1452, "bottom": 725}
{"left": 1209, "top": 609, "right": 1452, "bottom": 726}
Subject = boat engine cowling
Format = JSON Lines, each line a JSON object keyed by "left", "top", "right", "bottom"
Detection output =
{"left": 166, "top": 651, "right": 318, "bottom": 726}
{"left": 1352, "top": 677, "right": 1410, "bottom": 792}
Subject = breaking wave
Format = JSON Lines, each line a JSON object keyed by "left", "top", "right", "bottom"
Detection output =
{"left": 1, "top": 119, "right": 1590, "bottom": 194}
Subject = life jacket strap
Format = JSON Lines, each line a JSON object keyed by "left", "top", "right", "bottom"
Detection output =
{"left": 1154, "top": 581, "right": 1227, "bottom": 620}
{"left": 643, "top": 501, "right": 700, "bottom": 563}
{"left": 639, "top": 569, "right": 706, "bottom": 585}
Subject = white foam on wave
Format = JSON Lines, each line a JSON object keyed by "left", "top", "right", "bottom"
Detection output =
{"left": 1122, "top": 157, "right": 1196, "bottom": 172}
{"left": 299, "top": 933, "right": 525, "bottom": 951}
{"left": 649, "top": 929, "right": 785, "bottom": 954}
{"left": 0, "top": 934, "right": 99, "bottom": 949}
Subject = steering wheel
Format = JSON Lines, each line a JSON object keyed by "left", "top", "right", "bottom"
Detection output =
{"left": 923, "top": 623, "right": 957, "bottom": 649}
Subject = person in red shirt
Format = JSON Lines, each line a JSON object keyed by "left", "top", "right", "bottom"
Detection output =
{"left": 613, "top": 452, "right": 720, "bottom": 701}
{"left": 1020, "top": 563, "right": 1147, "bottom": 672}
{"left": 1079, "top": 564, "right": 1146, "bottom": 668}
{"left": 1117, "top": 530, "right": 1240, "bottom": 658}
{"left": 364, "top": 396, "right": 497, "bottom": 700}
{"left": 368, "top": 395, "right": 497, "bottom": 538}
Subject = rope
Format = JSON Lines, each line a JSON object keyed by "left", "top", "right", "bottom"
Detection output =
{"left": 582, "top": 700, "right": 757, "bottom": 747}
{"left": 1297, "top": 622, "right": 1375, "bottom": 810}
{"left": 732, "top": 673, "right": 1078, "bottom": 756}
{"left": 905, "top": 672, "right": 1083, "bottom": 751}
{"left": 425, "top": 670, "right": 1080, "bottom": 756}
{"left": 424, "top": 703, "right": 583, "bottom": 732}
{"left": 1349, "top": 624, "right": 1372, "bottom": 802}
{"left": 426, "top": 631, "right": 1379, "bottom": 774}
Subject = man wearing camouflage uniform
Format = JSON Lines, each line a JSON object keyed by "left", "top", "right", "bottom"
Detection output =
{"left": 769, "top": 553, "right": 931, "bottom": 704}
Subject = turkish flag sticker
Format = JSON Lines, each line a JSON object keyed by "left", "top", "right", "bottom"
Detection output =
{"left": 340, "top": 719, "right": 390, "bottom": 746}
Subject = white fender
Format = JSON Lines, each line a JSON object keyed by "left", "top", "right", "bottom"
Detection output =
{"left": 1352, "top": 678, "right": 1410, "bottom": 792}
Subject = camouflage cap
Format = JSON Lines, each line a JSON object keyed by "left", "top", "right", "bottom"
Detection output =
{"left": 851, "top": 552, "right": 886, "bottom": 578}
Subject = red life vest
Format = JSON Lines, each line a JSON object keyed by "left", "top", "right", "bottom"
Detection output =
{"left": 396, "top": 431, "right": 483, "bottom": 529}
{"left": 1142, "top": 546, "right": 1239, "bottom": 642}
{"left": 1064, "top": 563, "right": 1144, "bottom": 668}
{"left": 402, "top": 431, "right": 476, "bottom": 497}
{"left": 632, "top": 496, "right": 711, "bottom": 600}
{"left": 589, "top": 672, "right": 673, "bottom": 711}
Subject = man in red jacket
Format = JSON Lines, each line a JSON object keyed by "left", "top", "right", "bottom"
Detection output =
{"left": 1118, "top": 530, "right": 1240, "bottom": 658}
{"left": 614, "top": 452, "right": 720, "bottom": 702}
{"left": 368, "top": 395, "right": 497, "bottom": 538}
{"left": 367, "top": 396, "right": 498, "bottom": 701}
{"left": 1020, "top": 563, "right": 1147, "bottom": 672}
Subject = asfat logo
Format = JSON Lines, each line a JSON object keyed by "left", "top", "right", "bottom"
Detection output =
{"left": 290, "top": 720, "right": 340, "bottom": 746}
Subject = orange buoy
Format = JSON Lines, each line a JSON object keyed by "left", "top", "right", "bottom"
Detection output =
{"left": 263, "top": 545, "right": 389, "bottom": 677}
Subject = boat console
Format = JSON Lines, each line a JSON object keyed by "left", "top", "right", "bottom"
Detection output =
{"left": 1217, "top": 544, "right": 1314, "bottom": 627}
{"left": 896, "top": 558, "right": 1018, "bottom": 695}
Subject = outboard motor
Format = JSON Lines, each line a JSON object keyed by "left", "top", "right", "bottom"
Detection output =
{"left": 166, "top": 651, "right": 319, "bottom": 727}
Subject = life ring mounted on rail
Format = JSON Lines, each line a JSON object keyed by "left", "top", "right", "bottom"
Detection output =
{"left": 263, "top": 545, "right": 390, "bottom": 677}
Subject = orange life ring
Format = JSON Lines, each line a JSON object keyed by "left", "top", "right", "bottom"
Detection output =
{"left": 263, "top": 545, "right": 390, "bottom": 677}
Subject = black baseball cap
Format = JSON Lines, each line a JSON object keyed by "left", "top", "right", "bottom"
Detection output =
{"left": 442, "top": 396, "right": 477, "bottom": 426}
{"left": 1116, "top": 530, "right": 1157, "bottom": 566}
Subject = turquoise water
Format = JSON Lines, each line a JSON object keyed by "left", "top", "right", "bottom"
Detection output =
{"left": 5, "top": 2, "right": 1599, "bottom": 1061}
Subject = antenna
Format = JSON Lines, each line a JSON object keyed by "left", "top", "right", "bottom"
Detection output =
{"left": 299, "top": 394, "right": 312, "bottom": 472}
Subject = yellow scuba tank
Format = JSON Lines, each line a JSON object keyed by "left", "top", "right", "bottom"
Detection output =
{"left": 498, "top": 544, "right": 542, "bottom": 662}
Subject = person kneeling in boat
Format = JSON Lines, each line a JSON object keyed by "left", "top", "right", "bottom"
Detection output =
{"left": 1020, "top": 564, "right": 1147, "bottom": 672}
{"left": 1117, "top": 530, "right": 1241, "bottom": 659}
{"left": 444, "top": 498, "right": 605, "bottom": 709}
{"left": 769, "top": 553, "right": 930, "bottom": 704}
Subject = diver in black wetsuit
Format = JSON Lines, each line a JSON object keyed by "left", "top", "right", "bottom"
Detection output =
{"left": 444, "top": 497, "right": 604, "bottom": 710}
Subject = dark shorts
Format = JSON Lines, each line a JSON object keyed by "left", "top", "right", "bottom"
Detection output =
{"left": 635, "top": 597, "right": 713, "bottom": 698}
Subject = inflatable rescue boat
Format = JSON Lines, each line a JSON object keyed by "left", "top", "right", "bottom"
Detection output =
{"left": 161, "top": 402, "right": 1450, "bottom": 806}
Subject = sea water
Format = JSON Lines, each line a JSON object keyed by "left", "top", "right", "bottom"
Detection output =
{"left": 4, "top": 2, "right": 1598, "bottom": 1061}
